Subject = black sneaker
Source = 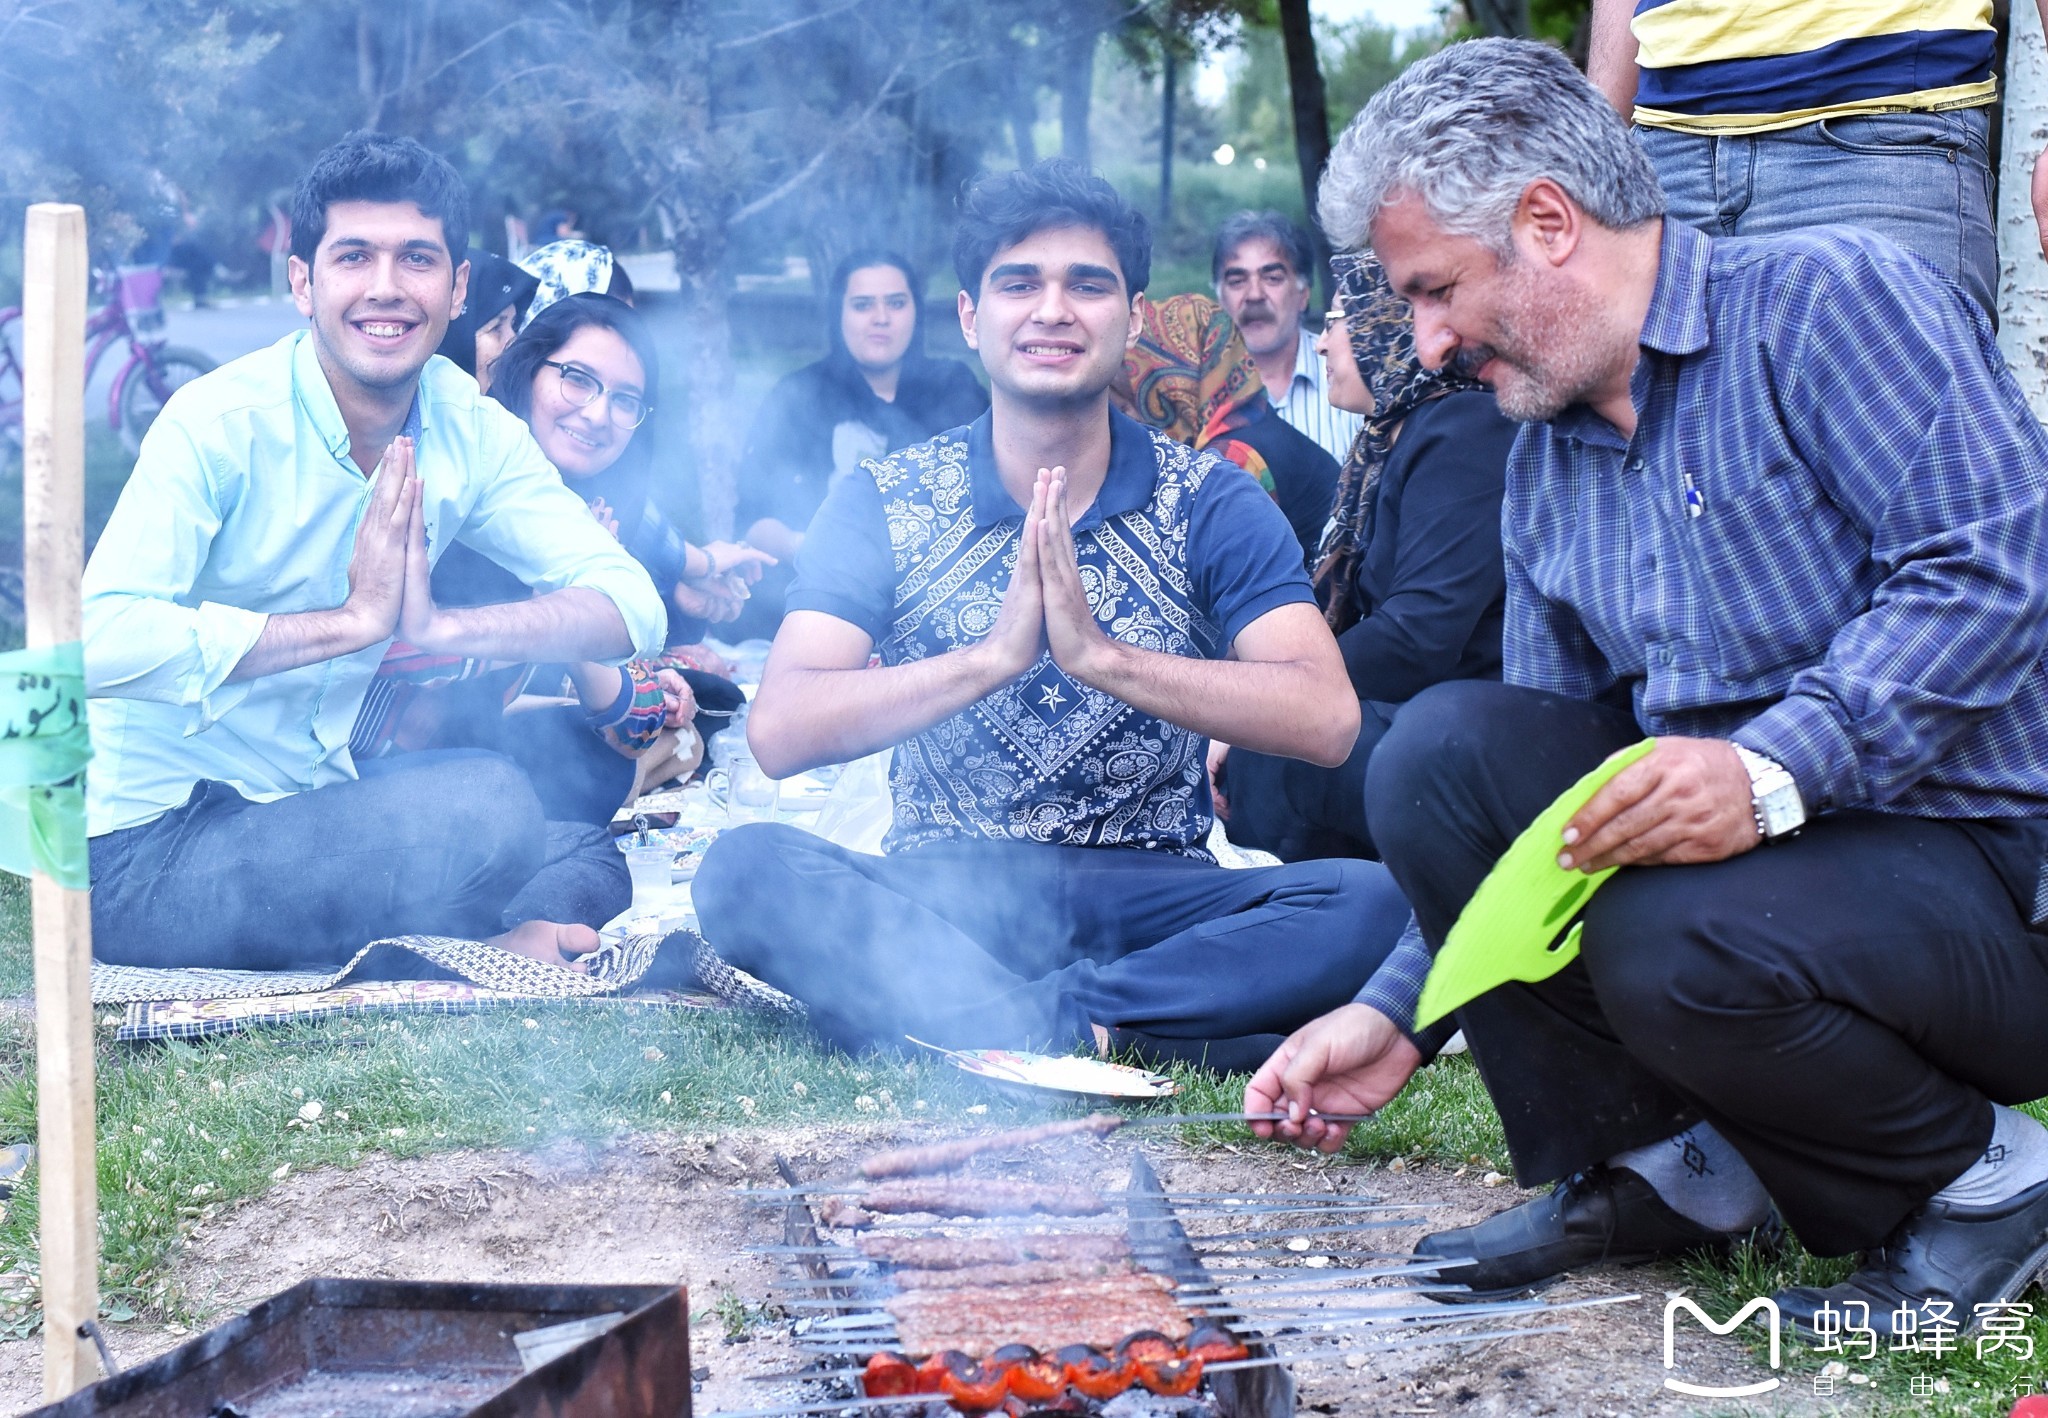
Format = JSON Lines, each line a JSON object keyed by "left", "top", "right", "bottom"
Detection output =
{"left": 1415, "top": 1163, "right": 1770, "bottom": 1300}
{"left": 1777, "top": 1176, "right": 2048, "bottom": 1340}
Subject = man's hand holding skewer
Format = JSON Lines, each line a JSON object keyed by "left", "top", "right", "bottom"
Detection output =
{"left": 1244, "top": 1003, "right": 1422, "bottom": 1154}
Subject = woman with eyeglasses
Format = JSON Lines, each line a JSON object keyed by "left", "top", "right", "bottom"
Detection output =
{"left": 352, "top": 294, "right": 750, "bottom": 824}
{"left": 1210, "top": 252, "right": 1517, "bottom": 864}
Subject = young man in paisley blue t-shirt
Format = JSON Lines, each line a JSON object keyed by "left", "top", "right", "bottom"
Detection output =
{"left": 693, "top": 160, "right": 1412, "bottom": 1066}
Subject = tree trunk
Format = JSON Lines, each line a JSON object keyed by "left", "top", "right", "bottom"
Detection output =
{"left": 1998, "top": 0, "right": 2048, "bottom": 414}
{"left": 1008, "top": 65, "right": 1039, "bottom": 169}
{"left": 1059, "top": 29, "right": 1098, "bottom": 166}
{"left": 1159, "top": 48, "right": 1177, "bottom": 226}
{"left": 1467, "top": 0, "right": 1532, "bottom": 37}
{"left": 1276, "top": 0, "right": 1333, "bottom": 299}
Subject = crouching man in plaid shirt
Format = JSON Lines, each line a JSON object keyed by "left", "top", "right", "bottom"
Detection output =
{"left": 1250, "top": 39, "right": 2048, "bottom": 1337}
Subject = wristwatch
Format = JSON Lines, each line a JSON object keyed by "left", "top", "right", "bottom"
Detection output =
{"left": 1732, "top": 744, "right": 1805, "bottom": 842}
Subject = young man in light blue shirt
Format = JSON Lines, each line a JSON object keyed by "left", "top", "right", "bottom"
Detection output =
{"left": 84, "top": 134, "right": 667, "bottom": 974}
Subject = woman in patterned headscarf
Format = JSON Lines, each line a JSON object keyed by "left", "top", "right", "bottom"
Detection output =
{"left": 1114, "top": 293, "right": 1337, "bottom": 562}
{"left": 1213, "top": 251, "right": 1517, "bottom": 863}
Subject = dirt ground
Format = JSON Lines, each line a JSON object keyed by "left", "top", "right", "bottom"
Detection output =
{"left": 0, "top": 1125, "right": 1827, "bottom": 1418}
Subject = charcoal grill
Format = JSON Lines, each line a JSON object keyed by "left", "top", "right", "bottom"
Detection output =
{"left": 23, "top": 1278, "right": 692, "bottom": 1418}
{"left": 735, "top": 1133, "right": 1638, "bottom": 1418}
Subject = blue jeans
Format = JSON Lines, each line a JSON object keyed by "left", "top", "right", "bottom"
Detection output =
{"left": 1638, "top": 108, "right": 1996, "bottom": 316}
{"left": 88, "top": 753, "right": 630, "bottom": 970}
{"left": 693, "top": 824, "right": 1413, "bottom": 1064}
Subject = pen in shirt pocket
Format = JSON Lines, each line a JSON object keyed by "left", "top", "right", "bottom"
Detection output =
{"left": 1681, "top": 470, "right": 1704, "bottom": 519}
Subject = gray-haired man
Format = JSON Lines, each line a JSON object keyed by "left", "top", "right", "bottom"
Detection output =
{"left": 1212, "top": 211, "right": 1361, "bottom": 461}
{"left": 1246, "top": 38, "right": 2048, "bottom": 1340}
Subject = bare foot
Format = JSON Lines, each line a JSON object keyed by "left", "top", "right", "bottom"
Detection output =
{"left": 1092, "top": 1023, "right": 1112, "bottom": 1058}
{"left": 487, "top": 919, "right": 600, "bottom": 973}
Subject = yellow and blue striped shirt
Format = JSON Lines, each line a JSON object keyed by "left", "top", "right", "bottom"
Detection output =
{"left": 1631, "top": 0, "right": 1996, "bottom": 134}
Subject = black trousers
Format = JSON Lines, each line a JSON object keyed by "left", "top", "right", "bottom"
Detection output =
{"left": 693, "top": 823, "right": 1413, "bottom": 1061}
{"left": 1220, "top": 701, "right": 1396, "bottom": 862}
{"left": 1366, "top": 680, "right": 2048, "bottom": 1256}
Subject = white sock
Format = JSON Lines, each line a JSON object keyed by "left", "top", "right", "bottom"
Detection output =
{"left": 1608, "top": 1122, "right": 1772, "bottom": 1234}
{"left": 1932, "top": 1105, "right": 2048, "bottom": 1210}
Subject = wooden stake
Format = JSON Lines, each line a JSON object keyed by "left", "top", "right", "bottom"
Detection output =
{"left": 24, "top": 202, "right": 97, "bottom": 1401}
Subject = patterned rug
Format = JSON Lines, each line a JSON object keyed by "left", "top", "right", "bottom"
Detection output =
{"left": 95, "top": 929, "right": 802, "bottom": 1043}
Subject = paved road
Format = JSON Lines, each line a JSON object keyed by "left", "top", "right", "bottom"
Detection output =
{"left": 80, "top": 296, "right": 301, "bottom": 419}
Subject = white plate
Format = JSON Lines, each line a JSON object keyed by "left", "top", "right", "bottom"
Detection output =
{"left": 936, "top": 1047, "right": 1177, "bottom": 1101}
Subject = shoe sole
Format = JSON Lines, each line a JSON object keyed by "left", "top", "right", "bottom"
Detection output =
{"left": 1419, "top": 1234, "right": 1753, "bottom": 1305}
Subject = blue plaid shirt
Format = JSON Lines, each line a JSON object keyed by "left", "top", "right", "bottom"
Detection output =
{"left": 1359, "top": 219, "right": 2048, "bottom": 1038}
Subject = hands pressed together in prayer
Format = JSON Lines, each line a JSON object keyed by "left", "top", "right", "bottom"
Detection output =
{"left": 334, "top": 434, "right": 466, "bottom": 654}
{"left": 342, "top": 435, "right": 422, "bottom": 645}
{"left": 974, "top": 466, "right": 1122, "bottom": 688}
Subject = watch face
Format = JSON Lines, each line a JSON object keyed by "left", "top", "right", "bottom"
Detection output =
{"left": 1759, "top": 784, "right": 1804, "bottom": 837}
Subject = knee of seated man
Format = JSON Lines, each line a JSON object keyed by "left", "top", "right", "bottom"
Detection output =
{"left": 1364, "top": 682, "right": 1524, "bottom": 828}
{"left": 693, "top": 822, "right": 808, "bottom": 934}
{"left": 1578, "top": 866, "right": 1788, "bottom": 1044}
{"left": 423, "top": 755, "right": 547, "bottom": 882}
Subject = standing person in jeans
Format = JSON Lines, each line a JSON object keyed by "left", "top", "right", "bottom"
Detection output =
{"left": 1587, "top": 0, "right": 2048, "bottom": 317}
{"left": 693, "top": 160, "right": 1413, "bottom": 1068}
{"left": 1254, "top": 40, "right": 2048, "bottom": 1335}
{"left": 85, "top": 133, "right": 667, "bottom": 973}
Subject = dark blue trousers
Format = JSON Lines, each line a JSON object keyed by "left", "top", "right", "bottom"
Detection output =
{"left": 1367, "top": 680, "right": 2048, "bottom": 1255}
{"left": 89, "top": 753, "right": 630, "bottom": 970}
{"left": 693, "top": 824, "right": 1413, "bottom": 1064}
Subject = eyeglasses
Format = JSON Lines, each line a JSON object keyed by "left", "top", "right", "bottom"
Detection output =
{"left": 542, "top": 360, "right": 650, "bottom": 429}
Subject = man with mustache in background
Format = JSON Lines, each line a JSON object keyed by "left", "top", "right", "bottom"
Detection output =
{"left": 1213, "top": 211, "right": 1361, "bottom": 462}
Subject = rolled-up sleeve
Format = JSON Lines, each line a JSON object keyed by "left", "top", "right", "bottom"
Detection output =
{"left": 452, "top": 413, "right": 667, "bottom": 661}
{"left": 82, "top": 417, "right": 269, "bottom": 731}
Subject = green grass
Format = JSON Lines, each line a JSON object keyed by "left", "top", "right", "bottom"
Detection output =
{"left": 0, "top": 883, "right": 1507, "bottom": 1338}
{"left": 7, "top": 883, "right": 2046, "bottom": 1417}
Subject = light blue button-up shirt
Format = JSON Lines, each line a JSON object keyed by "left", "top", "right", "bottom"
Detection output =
{"left": 83, "top": 330, "right": 667, "bottom": 836}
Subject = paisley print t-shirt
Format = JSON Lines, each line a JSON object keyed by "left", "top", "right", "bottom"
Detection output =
{"left": 787, "top": 410, "right": 1314, "bottom": 856}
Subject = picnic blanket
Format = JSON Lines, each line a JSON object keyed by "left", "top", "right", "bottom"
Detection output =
{"left": 95, "top": 928, "right": 802, "bottom": 1043}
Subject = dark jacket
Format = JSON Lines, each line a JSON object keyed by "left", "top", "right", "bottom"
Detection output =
{"left": 1339, "top": 389, "right": 1516, "bottom": 702}
{"left": 737, "top": 353, "right": 988, "bottom": 536}
{"left": 1225, "top": 402, "right": 1340, "bottom": 564}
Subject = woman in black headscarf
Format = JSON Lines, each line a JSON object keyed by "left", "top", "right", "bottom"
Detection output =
{"left": 437, "top": 248, "right": 539, "bottom": 394}
{"left": 1214, "top": 251, "right": 1518, "bottom": 863}
{"left": 731, "top": 250, "right": 989, "bottom": 634}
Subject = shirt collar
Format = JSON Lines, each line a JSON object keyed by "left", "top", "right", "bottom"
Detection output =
{"left": 967, "top": 407, "right": 1160, "bottom": 531}
{"left": 1640, "top": 218, "right": 1711, "bottom": 357}
{"left": 1540, "top": 219, "right": 1707, "bottom": 450}
{"left": 291, "top": 328, "right": 430, "bottom": 465}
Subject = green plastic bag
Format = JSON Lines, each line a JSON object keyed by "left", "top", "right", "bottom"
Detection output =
{"left": 0, "top": 643, "right": 92, "bottom": 889}
{"left": 1414, "top": 738, "right": 1655, "bottom": 1030}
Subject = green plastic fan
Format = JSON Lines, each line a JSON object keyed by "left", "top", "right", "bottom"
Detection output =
{"left": 1414, "top": 738, "right": 1656, "bottom": 1030}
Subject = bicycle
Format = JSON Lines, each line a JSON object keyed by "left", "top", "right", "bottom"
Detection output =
{"left": 0, "top": 264, "right": 214, "bottom": 455}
